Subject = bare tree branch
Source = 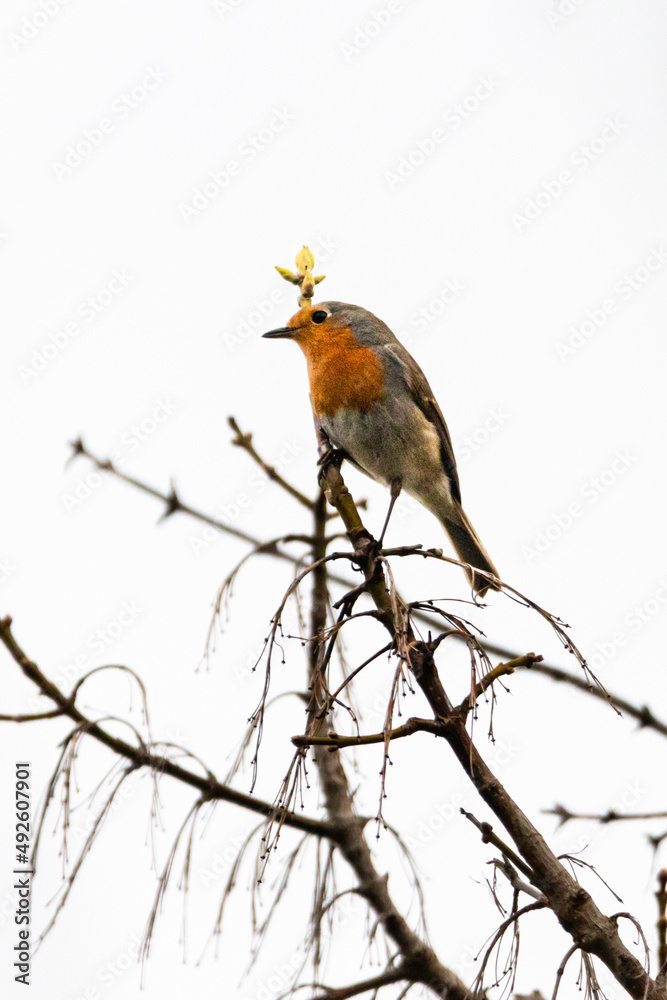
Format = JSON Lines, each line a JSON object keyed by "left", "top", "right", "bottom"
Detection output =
{"left": 460, "top": 808, "right": 536, "bottom": 882}
{"left": 316, "top": 453, "right": 664, "bottom": 1000}
{"left": 67, "top": 436, "right": 667, "bottom": 747}
{"left": 293, "top": 651, "right": 545, "bottom": 748}
{"left": 546, "top": 805, "right": 667, "bottom": 826}
{"left": 14, "top": 234, "right": 667, "bottom": 999}
{"left": 290, "top": 488, "right": 473, "bottom": 999}
{"left": 0, "top": 616, "right": 336, "bottom": 841}
{"left": 0, "top": 708, "right": 63, "bottom": 722}
{"left": 303, "top": 967, "right": 408, "bottom": 1000}
{"left": 0, "top": 563, "right": 475, "bottom": 992}
{"left": 456, "top": 653, "right": 543, "bottom": 717}
{"left": 52, "top": 423, "right": 667, "bottom": 995}
{"left": 67, "top": 437, "right": 312, "bottom": 564}
{"left": 657, "top": 871, "right": 667, "bottom": 987}
{"left": 292, "top": 716, "right": 445, "bottom": 749}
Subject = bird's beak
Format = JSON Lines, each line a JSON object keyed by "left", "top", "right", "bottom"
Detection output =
{"left": 262, "top": 326, "right": 297, "bottom": 339}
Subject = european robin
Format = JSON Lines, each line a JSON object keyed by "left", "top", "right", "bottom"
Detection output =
{"left": 263, "top": 301, "right": 500, "bottom": 596}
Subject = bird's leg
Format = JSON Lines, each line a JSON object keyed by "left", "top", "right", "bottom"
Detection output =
{"left": 316, "top": 427, "right": 347, "bottom": 489}
{"left": 379, "top": 477, "right": 402, "bottom": 547}
{"left": 317, "top": 448, "right": 346, "bottom": 493}
{"left": 317, "top": 445, "right": 346, "bottom": 470}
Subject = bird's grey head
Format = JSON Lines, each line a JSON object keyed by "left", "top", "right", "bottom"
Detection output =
{"left": 262, "top": 300, "right": 399, "bottom": 347}
{"left": 312, "top": 301, "right": 399, "bottom": 347}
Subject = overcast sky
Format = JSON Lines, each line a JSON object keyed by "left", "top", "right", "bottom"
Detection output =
{"left": 2, "top": 1, "right": 667, "bottom": 998}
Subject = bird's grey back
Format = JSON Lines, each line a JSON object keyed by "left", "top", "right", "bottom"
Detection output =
{"left": 317, "top": 301, "right": 400, "bottom": 348}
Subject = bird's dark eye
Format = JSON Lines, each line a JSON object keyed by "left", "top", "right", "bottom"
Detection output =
{"left": 311, "top": 310, "right": 328, "bottom": 324}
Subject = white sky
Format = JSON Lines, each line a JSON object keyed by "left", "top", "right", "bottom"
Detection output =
{"left": 2, "top": 1, "right": 667, "bottom": 998}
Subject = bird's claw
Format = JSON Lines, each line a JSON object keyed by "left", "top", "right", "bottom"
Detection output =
{"left": 317, "top": 446, "right": 345, "bottom": 470}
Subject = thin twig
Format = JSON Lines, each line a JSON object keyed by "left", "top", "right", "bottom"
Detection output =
{"left": 304, "top": 967, "right": 408, "bottom": 1000}
{"left": 460, "top": 809, "right": 536, "bottom": 881}
{"left": 552, "top": 944, "right": 579, "bottom": 1000}
{"left": 228, "top": 416, "right": 315, "bottom": 509}
{"left": 490, "top": 858, "right": 546, "bottom": 903}
{"left": 546, "top": 805, "right": 667, "bottom": 826}
{"left": 292, "top": 717, "right": 445, "bottom": 749}
{"left": 381, "top": 545, "right": 607, "bottom": 703}
{"left": 473, "top": 900, "right": 546, "bottom": 996}
{"left": 456, "top": 654, "right": 543, "bottom": 717}
{"left": 0, "top": 708, "right": 63, "bottom": 722}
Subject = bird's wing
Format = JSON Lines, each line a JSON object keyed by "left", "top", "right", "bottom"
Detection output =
{"left": 381, "top": 343, "right": 462, "bottom": 506}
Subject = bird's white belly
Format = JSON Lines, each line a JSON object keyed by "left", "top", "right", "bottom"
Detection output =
{"left": 321, "top": 403, "right": 454, "bottom": 511}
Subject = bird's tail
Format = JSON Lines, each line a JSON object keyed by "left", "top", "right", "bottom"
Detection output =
{"left": 440, "top": 505, "right": 500, "bottom": 597}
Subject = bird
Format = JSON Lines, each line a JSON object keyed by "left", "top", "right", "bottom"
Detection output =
{"left": 263, "top": 300, "right": 500, "bottom": 596}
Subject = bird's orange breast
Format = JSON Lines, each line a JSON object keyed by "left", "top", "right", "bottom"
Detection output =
{"left": 297, "top": 327, "right": 385, "bottom": 417}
